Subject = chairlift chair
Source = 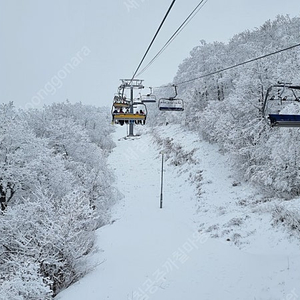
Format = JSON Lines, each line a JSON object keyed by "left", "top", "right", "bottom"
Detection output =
{"left": 158, "top": 85, "right": 184, "bottom": 111}
{"left": 158, "top": 99, "right": 184, "bottom": 111}
{"left": 141, "top": 87, "right": 157, "bottom": 103}
{"left": 262, "top": 83, "right": 300, "bottom": 127}
{"left": 111, "top": 102, "right": 147, "bottom": 125}
{"left": 113, "top": 93, "right": 130, "bottom": 108}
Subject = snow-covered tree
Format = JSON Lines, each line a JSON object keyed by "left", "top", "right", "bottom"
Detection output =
{"left": 167, "top": 15, "right": 300, "bottom": 197}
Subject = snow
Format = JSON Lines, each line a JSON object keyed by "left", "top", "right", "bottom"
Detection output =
{"left": 56, "top": 124, "right": 300, "bottom": 300}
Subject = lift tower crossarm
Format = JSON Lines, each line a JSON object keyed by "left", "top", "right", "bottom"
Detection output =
{"left": 120, "top": 79, "right": 144, "bottom": 89}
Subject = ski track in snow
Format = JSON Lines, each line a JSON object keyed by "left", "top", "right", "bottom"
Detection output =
{"left": 56, "top": 124, "right": 300, "bottom": 300}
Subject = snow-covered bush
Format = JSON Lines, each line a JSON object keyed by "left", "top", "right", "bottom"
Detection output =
{"left": 23, "top": 102, "right": 117, "bottom": 225}
{"left": 0, "top": 189, "right": 97, "bottom": 296}
{"left": 151, "top": 129, "right": 197, "bottom": 167}
{"left": 0, "top": 256, "right": 52, "bottom": 300}
{"left": 272, "top": 204, "right": 300, "bottom": 236}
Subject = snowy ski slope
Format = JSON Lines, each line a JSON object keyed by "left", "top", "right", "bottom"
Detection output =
{"left": 56, "top": 125, "right": 300, "bottom": 300}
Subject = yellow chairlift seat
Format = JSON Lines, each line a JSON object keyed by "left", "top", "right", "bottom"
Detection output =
{"left": 113, "top": 102, "right": 130, "bottom": 108}
{"left": 113, "top": 113, "right": 146, "bottom": 121}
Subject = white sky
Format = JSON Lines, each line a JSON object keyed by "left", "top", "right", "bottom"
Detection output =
{"left": 1, "top": 0, "right": 299, "bottom": 109}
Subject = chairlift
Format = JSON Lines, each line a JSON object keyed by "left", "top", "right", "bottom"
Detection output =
{"left": 113, "top": 99, "right": 130, "bottom": 108}
{"left": 113, "top": 90, "right": 130, "bottom": 108}
{"left": 158, "top": 85, "right": 184, "bottom": 111}
{"left": 262, "top": 83, "right": 300, "bottom": 127}
{"left": 111, "top": 101, "right": 147, "bottom": 126}
{"left": 141, "top": 87, "right": 157, "bottom": 103}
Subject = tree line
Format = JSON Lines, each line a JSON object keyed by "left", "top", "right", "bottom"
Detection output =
{"left": 0, "top": 101, "right": 117, "bottom": 298}
{"left": 155, "top": 15, "right": 300, "bottom": 198}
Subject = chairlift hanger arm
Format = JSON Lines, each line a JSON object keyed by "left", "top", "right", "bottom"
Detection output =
{"left": 119, "top": 79, "right": 144, "bottom": 89}
{"left": 167, "top": 84, "right": 178, "bottom": 100}
{"left": 262, "top": 84, "right": 289, "bottom": 117}
{"left": 173, "top": 84, "right": 178, "bottom": 98}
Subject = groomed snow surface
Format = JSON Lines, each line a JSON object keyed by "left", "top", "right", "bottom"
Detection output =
{"left": 56, "top": 125, "right": 300, "bottom": 300}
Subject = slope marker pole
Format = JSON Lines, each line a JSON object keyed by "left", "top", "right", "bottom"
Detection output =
{"left": 160, "top": 151, "right": 164, "bottom": 209}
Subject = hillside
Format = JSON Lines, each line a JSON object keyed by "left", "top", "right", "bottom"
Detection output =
{"left": 151, "top": 15, "right": 300, "bottom": 200}
{"left": 56, "top": 125, "right": 300, "bottom": 300}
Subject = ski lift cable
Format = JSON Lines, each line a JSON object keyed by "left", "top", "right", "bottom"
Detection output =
{"left": 129, "top": 0, "right": 177, "bottom": 84}
{"left": 158, "top": 42, "right": 300, "bottom": 88}
{"left": 136, "top": 0, "right": 209, "bottom": 78}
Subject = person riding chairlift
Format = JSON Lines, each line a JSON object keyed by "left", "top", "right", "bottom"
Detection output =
{"left": 139, "top": 110, "right": 145, "bottom": 125}
{"left": 135, "top": 110, "right": 139, "bottom": 124}
{"left": 115, "top": 108, "right": 123, "bottom": 126}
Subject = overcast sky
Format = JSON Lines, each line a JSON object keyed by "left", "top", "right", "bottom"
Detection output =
{"left": 1, "top": 0, "right": 299, "bottom": 110}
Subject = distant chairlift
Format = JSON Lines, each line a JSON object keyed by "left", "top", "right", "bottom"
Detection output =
{"left": 113, "top": 91, "right": 130, "bottom": 108}
{"left": 141, "top": 87, "right": 157, "bottom": 103}
{"left": 262, "top": 83, "right": 300, "bottom": 127}
{"left": 158, "top": 85, "right": 184, "bottom": 111}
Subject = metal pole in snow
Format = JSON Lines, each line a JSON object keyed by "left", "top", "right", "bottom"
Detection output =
{"left": 160, "top": 151, "right": 164, "bottom": 209}
{"left": 129, "top": 85, "right": 134, "bottom": 136}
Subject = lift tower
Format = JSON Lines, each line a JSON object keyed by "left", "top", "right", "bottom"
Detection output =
{"left": 119, "top": 79, "right": 144, "bottom": 136}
